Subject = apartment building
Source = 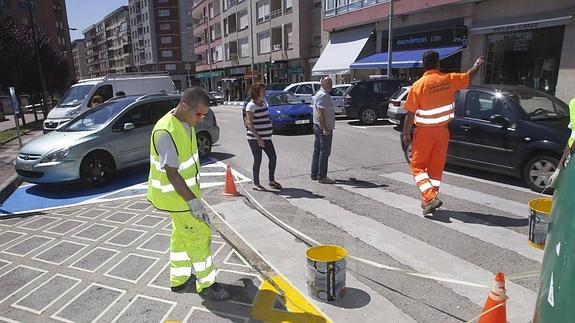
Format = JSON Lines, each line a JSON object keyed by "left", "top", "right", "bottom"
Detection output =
{"left": 71, "top": 39, "right": 88, "bottom": 80}
{"left": 83, "top": 6, "right": 132, "bottom": 78}
{"left": 191, "top": 0, "right": 224, "bottom": 91}
{"left": 128, "top": 0, "right": 195, "bottom": 90}
{"left": 314, "top": 0, "right": 575, "bottom": 102}
{"left": 217, "top": 0, "right": 322, "bottom": 100}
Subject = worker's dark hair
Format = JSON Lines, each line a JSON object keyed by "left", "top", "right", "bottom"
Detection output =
{"left": 250, "top": 82, "right": 266, "bottom": 101}
{"left": 181, "top": 86, "right": 210, "bottom": 108}
{"left": 422, "top": 50, "right": 440, "bottom": 70}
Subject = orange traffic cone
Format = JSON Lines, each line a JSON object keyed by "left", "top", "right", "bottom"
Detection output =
{"left": 479, "top": 272, "right": 508, "bottom": 323}
{"left": 223, "top": 164, "right": 239, "bottom": 196}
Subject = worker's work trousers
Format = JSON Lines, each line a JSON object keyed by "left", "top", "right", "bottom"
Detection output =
{"left": 410, "top": 126, "right": 449, "bottom": 205}
{"left": 169, "top": 211, "right": 216, "bottom": 292}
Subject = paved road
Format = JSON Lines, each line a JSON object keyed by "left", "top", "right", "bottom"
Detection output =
{"left": 204, "top": 105, "right": 545, "bottom": 322}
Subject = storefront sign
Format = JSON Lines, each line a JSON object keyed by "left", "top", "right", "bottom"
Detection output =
{"left": 288, "top": 67, "right": 304, "bottom": 74}
{"left": 470, "top": 16, "right": 574, "bottom": 35}
{"left": 389, "top": 27, "right": 468, "bottom": 51}
{"left": 195, "top": 71, "right": 224, "bottom": 79}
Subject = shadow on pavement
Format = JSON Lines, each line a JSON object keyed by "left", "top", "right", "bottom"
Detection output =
{"left": 275, "top": 188, "right": 325, "bottom": 199}
{"left": 274, "top": 127, "right": 313, "bottom": 137}
{"left": 326, "top": 287, "right": 371, "bottom": 309}
{"left": 336, "top": 177, "right": 388, "bottom": 189}
{"left": 347, "top": 119, "right": 394, "bottom": 127}
{"left": 426, "top": 209, "right": 529, "bottom": 228}
{"left": 206, "top": 152, "right": 236, "bottom": 163}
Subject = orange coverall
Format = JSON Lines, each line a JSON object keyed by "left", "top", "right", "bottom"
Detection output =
{"left": 404, "top": 70, "right": 470, "bottom": 206}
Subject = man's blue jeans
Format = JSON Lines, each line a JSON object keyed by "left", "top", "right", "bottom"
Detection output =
{"left": 311, "top": 124, "right": 333, "bottom": 179}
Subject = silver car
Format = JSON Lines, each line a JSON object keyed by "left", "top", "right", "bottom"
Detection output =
{"left": 14, "top": 94, "right": 219, "bottom": 186}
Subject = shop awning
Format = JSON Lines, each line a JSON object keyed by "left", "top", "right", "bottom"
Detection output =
{"left": 350, "top": 46, "right": 464, "bottom": 69}
{"left": 312, "top": 26, "right": 373, "bottom": 76}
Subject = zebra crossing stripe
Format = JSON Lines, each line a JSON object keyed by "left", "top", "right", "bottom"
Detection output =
{"left": 338, "top": 185, "right": 543, "bottom": 263}
{"left": 381, "top": 172, "right": 530, "bottom": 218}
{"left": 285, "top": 197, "right": 536, "bottom": 322}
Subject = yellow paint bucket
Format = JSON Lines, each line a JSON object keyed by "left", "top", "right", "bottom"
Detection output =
{"left": 306, "top": 245, "right": 347, "bottom": 302}
{"left": 528, "top": 197, "right": 553, "bottom": 250}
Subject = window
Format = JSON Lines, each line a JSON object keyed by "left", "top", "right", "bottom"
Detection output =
{"left": 256, "top": 1, "right": 270, "bottom": 23}
{"left": 165, "top": 64, "right": 177, "bottom": 71}
{"left": 238, "top": 10, "right": 248, "bottom": 30}
{"left": 284, "top": 24, "right": 293, "bottom": 49}
{"left": 18, "top": 0, "right": 26, "bottom": 8}
{"left": 257, "top": 31, "right": 270, "bottom": 54}
{"left": 113, "top": 104, "right": 151, "bottom": 131}
{"left": 296, "top": 84, "right": 313, "bottom": 95}
{"left": 160, "top": 23, "right": 170, "bottom": 30}
{"left": 313, "top": 0, "right": 321, "bottom": 8}
{"left": 312, "top": 26, "right": 321, "bottom": 46}
{"left": 465, "top": 92, "right": 501, "bottom": 121}
{"left": 212, "top": 45, "right": 223, "bottom": 62}
{"left": 208, "top": 2, "right": 214, "bottom": 18}
{"left": 239, "top": 37, "right": 249, "bottom": 58}
{"left": 90, "top": 85, "right": 113, "bottom": 107}
{"left": 162, "top": 50, "right": 173, "bottom": 58}
{"left": 158, "top": 9, "right": 170, "bottom": 17}
{"left": 285, "top": 0, "right": 293, "bottom": 11}
{"left": 160, "top": 36, "right": 172, "bottom": 44}
{"left": 373, "top": 81, "right": 396, "bottom": 94}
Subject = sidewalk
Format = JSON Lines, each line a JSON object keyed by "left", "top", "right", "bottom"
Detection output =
{"left": 224, "top": 101, "right": 244, "bottom": 106}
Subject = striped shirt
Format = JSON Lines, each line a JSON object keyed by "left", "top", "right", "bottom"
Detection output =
{"left": 246, "top": 100, "right": 273, "bottom": 140}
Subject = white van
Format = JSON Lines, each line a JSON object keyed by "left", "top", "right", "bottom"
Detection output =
{"left": 44, "top": 73, "right": 176, "bottom": 132}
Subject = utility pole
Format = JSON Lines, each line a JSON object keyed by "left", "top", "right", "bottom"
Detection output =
{"left": 249, "top": 0, "right": 255, "bottom": 86}
{"left": 28, "top": 0, "right": 49, "bottom": 118}
{"left": 206, "top": 16, "right": 213, "bottom": 92}
{"left": 387, "top": 0, "right": 393, "bottom": 77}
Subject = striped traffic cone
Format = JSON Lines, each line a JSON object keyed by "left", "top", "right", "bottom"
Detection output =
{"left": 479, "top": 272, "right": 508, "bottom": 323}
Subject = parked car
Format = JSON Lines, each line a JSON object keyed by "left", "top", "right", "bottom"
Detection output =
{"left": 400, "top": 85, "right": 570, "bottom": 193}
{"left": 43, "top": 73, "right": 176, "bottom": 133}
{"left": 242, "top": 90, "right": 313, "bottom": 132}
{"left": 331, "top": 84, "right": 351, "bottom": 114}
{"left": 387, "top": 86, "right": 412, "bottom": 126}
{"left": 284, "top": 82, "right": 321, "bottom": 104}
{"left": 266, "top": 83, "right": 290, "bottom": 91}
{"left": 207, "top": 93, "right": 219, "bottom": 106}
{"left": 343, "top": 77, "right": 410, "bottom": 125}
{"left": 210, "top": 92, "right": 224, "bottom": 105}
{"left": 14, "top": 94, "right": 219, "bottom": 186}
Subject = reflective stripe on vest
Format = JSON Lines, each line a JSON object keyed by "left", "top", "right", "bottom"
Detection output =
{"left": 147, "top": 113, "right": 201, "bottom": 212}
{"left": 415, "top": 103, "right": 455, "bottom": 127}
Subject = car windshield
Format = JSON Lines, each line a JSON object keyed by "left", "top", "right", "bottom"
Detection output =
{"left": 59, "top": 100, "right": 129, "bottom": 132}
{"left": 59, "top": 85, "right": 94, "bottom": 107}
{"left": 331, "top": 87, "right": 347, "bottom": 96}
{"left": 505, "top": 90, "right": 569, "bottom": 121}
{"left": 266, "top": 92, "right": 303, "bottom": 106}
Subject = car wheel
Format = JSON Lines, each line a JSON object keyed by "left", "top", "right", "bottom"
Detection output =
{"left": 80, "top": 152, "right": 115, "bottom": 187}
{"left": 360, "top": 107, "right": 377, "bottom": 125}
{"left": 523, "top": 155, "right": 558, "bottom": 193}
{"left": 197, "top": 132, "right": 212, "bottom": 157}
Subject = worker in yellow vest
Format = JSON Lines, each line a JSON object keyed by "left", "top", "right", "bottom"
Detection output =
{"left": 550, "top": 97, "right": 575, "bottom": 187}
{"left": 147, "top": 87, "right": 230, "bottom": 300}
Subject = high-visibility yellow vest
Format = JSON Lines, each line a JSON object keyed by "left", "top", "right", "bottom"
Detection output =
{"left": 569, "top": 98, "right": 575, "bottom": 148}
{"left": 147, "top": 113, "right": 201, "bottom": 212}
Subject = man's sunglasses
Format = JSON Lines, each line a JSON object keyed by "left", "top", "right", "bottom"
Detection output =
{"left": 184, "top": 101, "right": 207, "bottom": 118}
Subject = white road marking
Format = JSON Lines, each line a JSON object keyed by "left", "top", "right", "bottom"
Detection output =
{"left": 283, "top": 197, "right": 536, "bottom": 322}
{"left": 338, "top": 185, "right": 543, "bottom": 263}
{"left": 11, "top": 274, "right": 82, "bottom": 314}
{"left": 110, "top": 294, "right": 177, "bottom": 323}
{"left": 443, "top": 171, "right": 540, "bottom": 194}
{"left": 382, "top": 172, "right": 530, "bottom": 218}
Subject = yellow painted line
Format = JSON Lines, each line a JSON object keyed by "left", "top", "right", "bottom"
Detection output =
{"left": 252, "top": 275, "right": 331, "bottom": 323}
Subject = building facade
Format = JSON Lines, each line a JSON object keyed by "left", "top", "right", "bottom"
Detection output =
{"left": 128, "top": 0, "right": 195, "bottom": 90}
{"left": 83, "top": 6, "right": 132, "bottom": 78}
{"left": 192, "top": 0, "right": 224, "bottom": 91}
{"left": 215, "top": 0, "right": 322, "bottom": 100}
{"left": 316, "top": 0, "right": 575, "bottom": 103}
{"left": 71, "top": 39, "right": 88, "bottom": 80}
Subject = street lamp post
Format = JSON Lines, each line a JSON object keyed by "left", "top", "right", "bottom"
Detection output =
{"left": 206, "top": 16, "right": 213, "bottom": 92}
{"left": 27, "top": 0, "right": 49, "bottom": 118}
{"left": 387, "top": 0, "right": 393, "bottom": 77}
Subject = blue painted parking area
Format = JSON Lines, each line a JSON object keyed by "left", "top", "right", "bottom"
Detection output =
{"left": 0, "top": 159, "right": 250, "bottom": 215}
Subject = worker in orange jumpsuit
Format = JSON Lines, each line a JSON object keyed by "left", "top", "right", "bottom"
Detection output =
{"left": 403, "top": 51, "right": 485, "bottom": 215}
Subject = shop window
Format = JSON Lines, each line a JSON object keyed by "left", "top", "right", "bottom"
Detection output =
{"left": 484, "top": 26, "right": 564, "bottom": 95}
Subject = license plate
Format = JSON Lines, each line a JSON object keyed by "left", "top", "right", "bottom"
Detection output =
{"left": 295, "top": 119, "right": 310, "bottom": 124}
{"left": 16, "top": 164, "right": 33, "bottom": 171}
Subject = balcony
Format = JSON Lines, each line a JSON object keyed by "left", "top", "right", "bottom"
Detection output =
{"left": 270, "top": 8, "right": 282, "bottom": 19}
{"left": 324, "top": 0, "right": 387, "bottom": 18}
{"left": 272, "top": 43, "right": 282, "bottom": 51}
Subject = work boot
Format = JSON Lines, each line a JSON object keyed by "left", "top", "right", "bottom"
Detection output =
{"left": 199, "top": 283, "right": 231, "bottom": 301}
{"left": 422, "top": 198, "right": 443, "bottom": 215}
{"left": 171, "top": 275, "right": 197, "bottom": 292}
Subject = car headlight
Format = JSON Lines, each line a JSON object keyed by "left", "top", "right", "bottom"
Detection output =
{"left": 42, "top": 147, "right": 70, "bottom": 163}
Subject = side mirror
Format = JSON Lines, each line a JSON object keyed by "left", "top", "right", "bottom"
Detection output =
{"left": 489, "top": 114, "right": 509, "bottom": 127}
{"left": 123, "top": 123, "right": 135, "bottom": 131}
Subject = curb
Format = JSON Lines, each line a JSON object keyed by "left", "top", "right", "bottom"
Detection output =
{"left": 0, "top": 174, "right": 22, "bottom": 205}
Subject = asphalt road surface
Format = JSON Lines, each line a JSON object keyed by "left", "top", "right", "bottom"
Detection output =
{"left": 206, "top": 105, "right": 544, "bottom": 322}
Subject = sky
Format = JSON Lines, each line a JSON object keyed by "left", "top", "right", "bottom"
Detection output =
{"left": 66, "top": 0, "right": 128, "bottom": 41}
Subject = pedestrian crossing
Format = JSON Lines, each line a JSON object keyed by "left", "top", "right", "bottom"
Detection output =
{"left": 209, "top": 168, "right": 546, "bottom": 322}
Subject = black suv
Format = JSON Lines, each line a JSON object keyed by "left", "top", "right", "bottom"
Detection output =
{"left": 343, "top": 78, "right": 410, "bottom": 125}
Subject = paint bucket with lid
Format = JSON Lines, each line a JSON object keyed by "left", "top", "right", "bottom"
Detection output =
{"left": 528, "top": 197, "right": 553, "bottom": 250}
{"left": 306, "top": 245, "right": 347, "bottom": 302}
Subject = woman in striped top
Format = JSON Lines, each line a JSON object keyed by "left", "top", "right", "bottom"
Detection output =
{"left": 245, "top": 83, "right": 282, "bottom": 191}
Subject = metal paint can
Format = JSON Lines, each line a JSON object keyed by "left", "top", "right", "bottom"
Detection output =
{"left": 528, "top": 198, "right": 553, "bottom": 250}
{"left": 306, "top": 245, "right": 347, "bottom": 302}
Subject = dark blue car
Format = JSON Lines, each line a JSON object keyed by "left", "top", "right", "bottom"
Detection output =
{"left": 243, "top": 90, "right": 313, "bottom": 131}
